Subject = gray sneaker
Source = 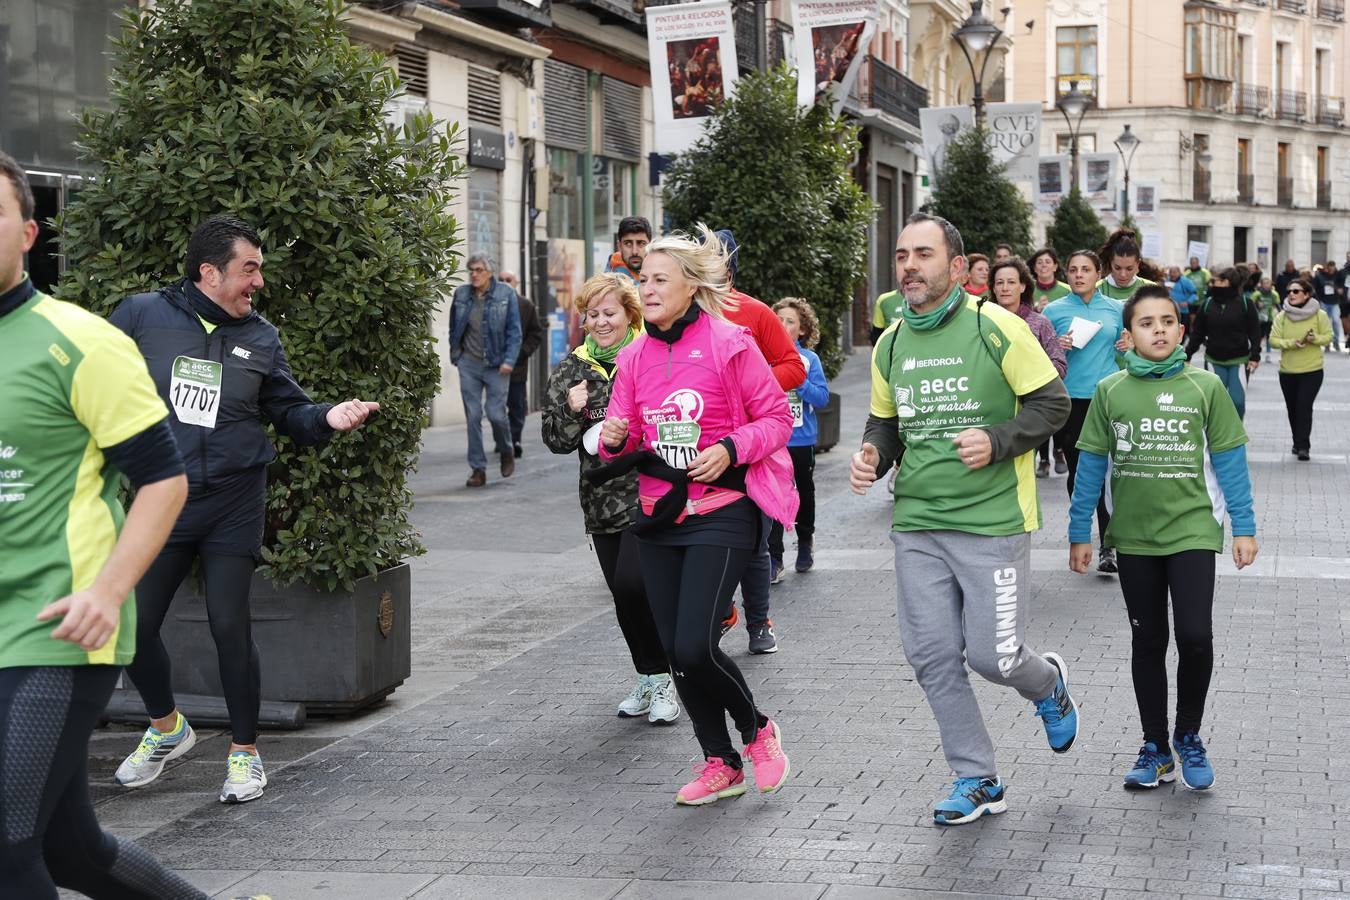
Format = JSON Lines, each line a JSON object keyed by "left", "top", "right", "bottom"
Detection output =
{"left": 220, "top": 751, "right": 267, "bottom": 804}
{"left": 114, "top": 717, "right": 197, "bottom": 788}
{"left": 617, "top": 675, "right": 654, "bottom": 717}
{"left": 1097, "top": 546, "right": 1118, "bottom": 574}
{"left": 646, "top": 673, "right": 680, "bottom": 725}
{"left": 748, "top": 621, "right": 778, "bottom": 654}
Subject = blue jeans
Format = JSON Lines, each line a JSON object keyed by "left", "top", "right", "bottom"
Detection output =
{"left": 1322, "top": 303, "right": 1342, "bottom": 347}
{"left": 1210, "top": 362, "right": 1246, "bottom": 420}
{"left": 458, "top": 361, "right": 511, "bottom": 471}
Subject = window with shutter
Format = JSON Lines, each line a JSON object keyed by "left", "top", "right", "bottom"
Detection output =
{"left": 468, "top": 64, "right": 502, "bottom": 128}
{"left": 544, "top": 60, "right": 589, "bottom": 152}
{"left": 601, "top": 77, "right": 642, "bottom": 161}
{"left": 394, "top": 44, "right": 428, "bottom": 98}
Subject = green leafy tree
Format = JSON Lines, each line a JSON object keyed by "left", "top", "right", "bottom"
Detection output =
{"left": 1044, "top": 187, "right": 1109, "bottom": 261}
{"left": 56, "top": 0, "right": 463, "bottom": 591}
{"left": 923, "top": 125, "right": 1033, "bottom": 258}
{"left": 662, "top": 65, "right": 874, "bottom": 378}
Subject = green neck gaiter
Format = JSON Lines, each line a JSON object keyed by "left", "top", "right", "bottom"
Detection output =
{"left": 900, "top": 284, "right": 964, "bottom": 331}
{"left": 584, "top": 326, "right": 638, "bottom": 365}
{"left": 1123, "top": 346, "right": 1186, "bottom": 378}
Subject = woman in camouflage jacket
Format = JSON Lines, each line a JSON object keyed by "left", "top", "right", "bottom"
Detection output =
{"left": 542, "top": 273, "right": 678, "bottom": 726}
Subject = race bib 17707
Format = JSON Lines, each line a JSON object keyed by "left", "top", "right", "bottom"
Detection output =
{"left": 170, "top": 356, "right": 223, "bottom": 428}
{"left": 654, "top": 420, "right": 701, "bottom": 469}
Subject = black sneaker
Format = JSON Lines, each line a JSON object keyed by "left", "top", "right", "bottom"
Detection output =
{"left": 769, "top": 555, "right": 786, "bottom": 585}
{"left": 513, "top": 442, "right": 523, "bottom": 459}
{"left": 1097, "top": 546, "right": 1118, "bottom": 574}
{"left": 748, "top": 621, "right": 778, "bottom": 654}
{"left": 1036, "top": 459, "right": 1050, "bottom": 478}
{"left": 795, "top": 538, "right": 814, "bottom": 573}
{"left": 719, "top": 605, "right": 738, "bottom": 638}
{"left": 1297, "top": 450, "right": 1310, "bottom": 461}
{"left": 1054, "top": 451, "right": 1068, "bottom": 475}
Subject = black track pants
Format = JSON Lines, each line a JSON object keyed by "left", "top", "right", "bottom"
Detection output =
{"left": 1279, "top": 369, "right": 1323, "bottom": 453}
{"left": 124, "top": 549, "right": 261, "bottom": 744}
{"left": 639, "top": 543, "right": 766, "bottom": 765}
{"left": 0, "top": 666, "right": 208, "bottom": 899}
{"left": 591, "top": 529, "right": 668, "bottom": 676}
{"left": 1116, "top": 550, "right": 1216, "bottom": 747}
{"left": 1060, "top": 398, "right": 1111, "bottom": 544}
{"left": 769, "top": 445, "right": 815, "bottom": 556}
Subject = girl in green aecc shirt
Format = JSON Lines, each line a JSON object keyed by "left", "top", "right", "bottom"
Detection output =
{"left": 1067, "top": 285, "right": 1258, "bottom": 795}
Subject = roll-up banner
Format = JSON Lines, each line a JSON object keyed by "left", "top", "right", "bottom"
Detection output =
{"left": 646, "top": 1, "right": 740, "bottom": 154}
{"left": 1080, "top": 152, "right": 1118, "bottom": 210}
{"left": 1036, "top": 154, "right": 1070, "bottom": 210}
{"left": 792, "top": 0, "right": 879, "bottom": 115}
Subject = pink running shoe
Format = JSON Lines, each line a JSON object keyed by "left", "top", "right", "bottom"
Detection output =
{"left": 675, "top": 757, "right": 747, "bottom": 806}
{"left": 745, "top": 719, "right": 790, "bottom": 793}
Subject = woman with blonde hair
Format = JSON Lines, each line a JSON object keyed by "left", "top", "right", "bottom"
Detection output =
{"left": 542, "top": 274, "right": 678, "bottom": 726}
{"left": 594, "top": 225, "right": 797, "bottom": 805}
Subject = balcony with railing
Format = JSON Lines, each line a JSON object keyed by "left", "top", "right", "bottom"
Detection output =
{"left": 1278, "top": 176, "right": 1294, "bottom": 206}
{"left": 1317, "top": 0, "right": 1345, "bottom": 20}
{"left": 1316, "top": 95, "right": 1345, "bottom": 125}
{"left": 1194, "top": 169, "right": 1212, "bottom": 203}
{"left": 1238, "top": 173, "right": 1255, "bottom": 203}
{"left": 851, "top": 56, "right": 928, "bottom": 129}
{"left": 1318, "top": 181, "right": 1333, "bottom": 209}
{"left": 1276, "top": 0, "right": 1308, "bottom": 10}
{"left": 1235, "top": 84, "right": 1270, "bottom": 116}
{"left": 1276, "top": 89, "right": 1308, "bottom": 121}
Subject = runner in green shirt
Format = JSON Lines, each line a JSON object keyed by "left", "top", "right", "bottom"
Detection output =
{"left": 850, "top": 213, "right": 1077, "bottom": 827}
{"left": 1068, "top": 284, "right": 1257, "bottom": 794}
{"left": 870, "top": 288, "right": 904, "bottom": 344}
{"left": 1249, "top": 275, "right": 1279, "bottom": 359}
{"left": 1096, "top": 228, "right": 1156, "bottom": 301}
{"left": 0, "top": 152, "right": 206, "bottom": 898}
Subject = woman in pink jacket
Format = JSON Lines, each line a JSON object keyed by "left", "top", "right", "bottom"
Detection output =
{"left": 598, "top": 225, "right": 797, "bottom": 806}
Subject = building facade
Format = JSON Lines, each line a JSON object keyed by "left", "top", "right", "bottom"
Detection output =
{"left": 1011, "top": 0, "right": 1350, "bottom": 269}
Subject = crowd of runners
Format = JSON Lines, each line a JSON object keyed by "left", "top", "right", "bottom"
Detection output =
{"left": 13, "top": 138, "right": 1346, "bottom": 894}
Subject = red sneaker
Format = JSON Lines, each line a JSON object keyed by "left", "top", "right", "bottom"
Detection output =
{"left": 675, "top": 757, "right": 747, "bottom": 806}
{"left": 745, "top": 719, "right": 790, "bottom": 793}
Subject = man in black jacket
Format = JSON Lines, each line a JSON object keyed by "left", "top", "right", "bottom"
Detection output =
{"left": 108, "top": 215, "right": 378, "bottom": 805}
{"left": 499, "top": 270, "right": 544, "bottom": 458}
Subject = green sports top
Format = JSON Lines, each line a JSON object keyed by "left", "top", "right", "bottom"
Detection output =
{"left": 1034, "top": 281, "right": 1071, "bottom": 308}
{"left": 0, "top": 290, "right": 169, "bottom": 668}
{"left": 873, "top": 290, "right": 905, "bottom": 330}
{"left": 870, "top": 296, "right": 1059, "bottom": 536}
{"left": 1096, "top": 276, "right": 1155, "bottom": 302}
{"left": 1076, "top": 366, "right": 1248, "bottom": 555}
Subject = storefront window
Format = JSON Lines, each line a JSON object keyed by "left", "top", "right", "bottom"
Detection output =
{"left": 466, "top": 167, "right": 501, "bottom": 269}
{"left": 547, "top": 147, "right": 584, "bottom": 241}
{"left": 591, "top": 158, "right": 634, "bottom": 269}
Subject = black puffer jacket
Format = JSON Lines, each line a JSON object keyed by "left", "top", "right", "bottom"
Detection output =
{"left": 108, "top": 279, "right": 334, "bottom": 493}
{"left": 1185, "top": 286, "right": 1262, "bottom": 365}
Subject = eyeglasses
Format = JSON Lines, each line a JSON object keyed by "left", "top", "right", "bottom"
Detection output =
{"left": 1287, "top": 287, "right": 1305, "bottom": 294}
{"left": 468, "top": 266, "right": 489, "bottom": 274}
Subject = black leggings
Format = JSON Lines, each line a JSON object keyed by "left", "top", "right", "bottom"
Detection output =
{"left": 124, "top": 550, "right": 261, "bottom": 745}
{"left": 591, "top": 529, "right": 668, "bottom": 676}
{"left": 769, "top": 445, "right": 815, "bottom": 556}
{"left": 1279, "top": 369, "right": 1323, "bottom": 453}
{"left": 1116, "top": 550, "right": 1216, "bottom": 747}
{"left": 0, "top": 666, "right": 207, "bottom": 899}
{"left": 1059, "top": 397, "right": 1110, "bottom": 543}
{"left": 639, "top": 542, "right": 766, "bottom": 766}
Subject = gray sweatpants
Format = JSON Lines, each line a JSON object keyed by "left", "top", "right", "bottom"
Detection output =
{"left": 891, "top": 529, "right": 1059, "bottom": 779}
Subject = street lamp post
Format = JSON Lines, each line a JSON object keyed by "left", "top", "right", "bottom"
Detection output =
{"left": 952, "top": 0, "right": 1002, "bottom": 127}
{"left": 1056, "top": 80, "right": 1090, "bottom": 194}
{"left": 1114, "top": 123, "right": 1142, "bottom": 219}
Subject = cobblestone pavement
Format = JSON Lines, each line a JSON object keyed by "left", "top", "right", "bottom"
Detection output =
{"left": 78, "top": 347, "right": 1350, "bottom": 900}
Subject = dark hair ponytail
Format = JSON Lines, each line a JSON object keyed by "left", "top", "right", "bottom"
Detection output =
{"left": 1099, "top": 227, "right": 1140, "bottom": 264}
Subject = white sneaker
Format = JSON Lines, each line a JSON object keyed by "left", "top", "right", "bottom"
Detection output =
{"left": 220, "top": 751, "right": 267, "bottom": 804}
{"left": 114, "top": 715, "right": 197, "bottom": 788}
{"left": 646, "top": 673, "right": 680, "bottom": 725}
{"left": 617, "top": 675, "right": 653, "bottom": 717}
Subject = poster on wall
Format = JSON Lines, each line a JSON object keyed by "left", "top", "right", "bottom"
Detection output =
{"left": 646, "top": 1, "right": 739, "bottom": 154}
{"left": 792, "top": 0, "right": 878, "bottom": 116}
{"left": 1080, "top": 152, "right": 1118, "bottom": 209}
{"left": 547, "top": 238, "right": 587, "bottom": 357}
{"left": 1035, "top": 154, "right": 1070, "bottom": 210}
{"left": 1133, "top": 181, "right": 1159, "bottom": 220}
{"left": 920, "top": 104, "right": 1042, "bottom": 185}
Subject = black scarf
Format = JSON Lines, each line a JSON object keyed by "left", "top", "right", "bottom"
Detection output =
{"left": 0, "top": 277, "right": 36, "bottom": 319}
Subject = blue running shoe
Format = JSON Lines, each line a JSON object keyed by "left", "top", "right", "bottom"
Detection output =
{"left": 933, "top": 776, "right": 1006, "bottom": 826}
{"left": 1172, "top": 732, "right": 1215, "bottom": 790}
{"left": 1123, "top": 742, "right": 1176, "bottom": 789}
{"left": 1034, "top": 651, "right": 1078, "bottom": 753}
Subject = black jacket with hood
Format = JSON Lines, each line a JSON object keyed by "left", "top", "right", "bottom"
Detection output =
{"left": 1186, "top": 283, "right": 1262, "bottom": 365}
{"left": 109, "top": 279, "right": 334, "bottom": 493}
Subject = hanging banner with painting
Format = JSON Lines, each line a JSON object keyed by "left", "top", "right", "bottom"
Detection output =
{"left": 1035, "top": 154, "right": 1071, "bottom": 210}
{"left": 919, "top": 104, "right": 1042, "bottom": 185}
{"left": 646, "top": 0, "right": 739, "bottom": 154}
{"left": 792, "top": 0, "right": 878, "bottom": 115}
{"left": 1080, "top": 152, "right": 1118, "bottom": 210}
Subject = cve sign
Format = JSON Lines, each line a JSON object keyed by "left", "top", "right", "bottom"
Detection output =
{"left": 468, "top": 127, "right": 506, "bottom": 170}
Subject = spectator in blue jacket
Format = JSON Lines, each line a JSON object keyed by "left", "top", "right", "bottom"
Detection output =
{"left": 769, "top": 298, "right": 830, "bottom": 578}
{"left": 451, "top": 253, "right": 522, "bottom": 486}
{"left": 1166, "top": 265, "right": 1197, "bottom": 326}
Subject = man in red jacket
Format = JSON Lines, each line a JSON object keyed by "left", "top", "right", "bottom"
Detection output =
{"left": 715, "top": 230, "right": 806, "bottom": 654}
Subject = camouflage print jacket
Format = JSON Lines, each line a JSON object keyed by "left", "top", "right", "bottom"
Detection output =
{"left": 541, "top": 344, "right": 637, "bottom": 535}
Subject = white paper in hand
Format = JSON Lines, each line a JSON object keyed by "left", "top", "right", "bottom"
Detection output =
{"left": 1068, "top": 316, "right": 1102, "bottom": 349}
{"left": 583, "top": 422, "right": 604, "bottom": 456}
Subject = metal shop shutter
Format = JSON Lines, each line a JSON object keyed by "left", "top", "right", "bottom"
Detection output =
{"left": 544, "top": 59, "right": 588, "bottom": 151}
{"left": 467, "top": 64, "right": 502, "bottom": 128}
{"left": 394, "top": 43, "right": 428, "bottom": 97}
{"left": 601, "top": 77, "right": 642, "bottom": 160}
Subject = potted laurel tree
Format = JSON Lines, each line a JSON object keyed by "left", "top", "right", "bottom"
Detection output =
{"left": 661, "top": 64, "right": 874, "bottom": 451}
{"left": 56, "top": 0, "right": 462, "bottom": 718}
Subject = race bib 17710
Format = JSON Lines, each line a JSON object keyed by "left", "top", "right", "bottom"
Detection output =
{"left": 170, "top": 356, "right": 223, "bottom": 428}
{"left": 654, "top": 420, "right": 701, "bottom": 469}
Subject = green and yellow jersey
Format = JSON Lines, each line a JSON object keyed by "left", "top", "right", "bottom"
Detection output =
{"left": 1096, "top": 276, "right": 1155, "bottom": 302}
{"left": 0, "top": 290, "right": 168, "bottom": 668}
{"left": 870, "top": 295, "right": 1059, "bottom": 536}
{"left": 873, "top": 290, "right": 905, "bottom": 331}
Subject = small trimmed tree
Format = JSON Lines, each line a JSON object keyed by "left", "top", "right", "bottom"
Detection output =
{"left": 662, "top": 65, "right": 874, "bottom": 378}
{"left": 57, "top": 0, "right": 463, "bottom": 591}
{"left": 923, "top": 126, "right": 1033, "bottom": 258}
{"left": 1044, "top": 187, "right": 1108, "bottom": 261}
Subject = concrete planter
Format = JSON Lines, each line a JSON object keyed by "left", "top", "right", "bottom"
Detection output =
{"left": 814, "top": 391, "right": 842, "bottom": 452}
{"left": 158, "top": 562, "right": 411, "bottom": 717}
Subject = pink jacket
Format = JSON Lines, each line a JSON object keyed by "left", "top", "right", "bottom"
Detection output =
{"left": 602, "top": 311, "right": 799, "bottom": 526}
